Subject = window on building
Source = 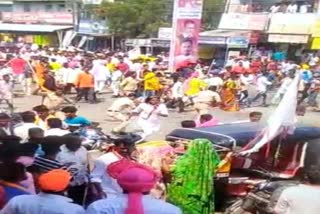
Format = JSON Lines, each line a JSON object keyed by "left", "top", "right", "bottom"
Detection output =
{"left": 58, "top": 4, "right": 65, "bottom": 11}
{"left": 23, "top": 4, "right": 31, "bottom": 12}
{"left": 45, "top": 4, "right": 53, "bottom": 12}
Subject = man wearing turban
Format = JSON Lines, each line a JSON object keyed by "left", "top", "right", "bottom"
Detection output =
{"left": 86, "top": 160, "right": 181, "bottom": 214}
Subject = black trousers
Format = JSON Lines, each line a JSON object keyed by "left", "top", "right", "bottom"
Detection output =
{"left": 68, "top": 184, "right": 87, "bottom": 205}
{"left": 76, "top": 87, "right": 96, "bottom": 102}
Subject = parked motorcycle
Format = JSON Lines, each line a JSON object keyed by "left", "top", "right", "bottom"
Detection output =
{"left": 225, "top": 179, "right": 299, "bottom": 214}
{"left": 72, "top": 122, "right": 143, "bottom": 150}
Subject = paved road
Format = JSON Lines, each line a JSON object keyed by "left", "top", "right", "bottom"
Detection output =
{"left": 9, "top": 88, "right": 320, "bottom": 140}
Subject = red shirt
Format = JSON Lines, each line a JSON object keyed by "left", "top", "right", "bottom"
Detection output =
{"left": 250, "top": 61, "right": 262, "bottom": 73}
{"left": 232, "top": 66, "right": 246, "bottom": 74}
{"left": 9, "top": 58, "right": 25, "bottom": 74}
{"left": 267, "top": 62, "right": 277, "bottom": 71}
{"left": 117, "top": 62, "right": 129, "bottom": 73}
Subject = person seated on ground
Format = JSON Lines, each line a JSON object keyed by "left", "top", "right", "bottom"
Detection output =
{"left": 0, "top": 169, "right": 85, "bottom": 214}
{"left": 0, "top": 162, "right": 30, "bottom": 208}
{"left": 86, "top": 163, "right": 182, "bottom": 214}
{"left": 195, "top": 114, "right": 219, "bottom": 128}
{"left": 45, "top": 118, "right": 70, "bottom": 136}
{"left": 61, "top": 106, "right": 91, "bottom": 127}
{"left": 107, "top": 93, "right": 137, "bottom": 122}
{"left": 42, "top": 89, "right": 74, "bottom": 112}
{"left": 14, "top": 111, "right": 40, "bottom": 143}
{"left": 32, "top": 105, "right": 56, "bottom": 130}
{"left": 181, "top": 120, "right": 196, "bottom": 128}
{"left": 249, "top": 111, "right": 263, "bottom": 122}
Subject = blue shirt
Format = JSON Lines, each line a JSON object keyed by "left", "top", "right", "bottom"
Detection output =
{"left": 0, "top": 193, "right": 85, "bottom": 214}
{"left": 2, "top": 186, "right": 29, "bottom": 203}
{"left": 64, "top": 116, "right": 91, "bottom": 126}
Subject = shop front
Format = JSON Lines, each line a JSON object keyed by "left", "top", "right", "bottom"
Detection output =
{"left": 0, "top": 23, "right": 73, "bottom": 48}
{"left": 267, "top": 13, "right": 317, "bottom": 61}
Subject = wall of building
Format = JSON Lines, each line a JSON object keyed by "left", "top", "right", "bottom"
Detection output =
{"left": 13, "top": 1, "right": 66, "bottom": 12}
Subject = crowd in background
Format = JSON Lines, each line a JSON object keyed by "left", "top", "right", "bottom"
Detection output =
{"left": 0, "top": 43, "right": 319, "bottom": 213}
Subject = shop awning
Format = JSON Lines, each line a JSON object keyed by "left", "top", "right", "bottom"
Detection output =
{"left": 199, "top": 29, "right": 252, "bottom": 38}
{"left": 0, "top": 23, "right": 73, "bottom": 33}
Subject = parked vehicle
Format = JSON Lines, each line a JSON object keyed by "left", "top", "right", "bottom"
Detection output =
{"left": 166, "top": 122, "right": 320, "bottom": 211}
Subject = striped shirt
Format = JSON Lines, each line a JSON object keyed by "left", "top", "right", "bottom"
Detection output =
{"left": 31, "top": 156, "right": 66, "bottom": 173}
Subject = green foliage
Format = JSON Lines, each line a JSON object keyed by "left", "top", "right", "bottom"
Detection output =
{"left": 96, "top": 0, "right": 225, "bottom": 38}
{"left": 97, "top": 0, "right": 171, "bottom": 38}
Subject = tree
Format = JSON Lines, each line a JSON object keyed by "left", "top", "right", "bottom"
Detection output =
{"left": 97, "top": 0, "right": 172, "bottom": 38}
{"left": 95, "top": 0, "right": 226, "bottom": 38}
{"left": 202, "top": 0, "right": 226, "bottom": 30}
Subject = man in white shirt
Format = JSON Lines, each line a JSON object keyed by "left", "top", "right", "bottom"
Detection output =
{"left": 299, "top": 2, "right": 310, "bottom": 13}
{"left": 286, "top": 2, "right": 298, "bottom": 13}
{"left": 87, "top": 164, "right": 182, "bottom": 214}
{"left": 14, "top": 111, "right": 41, "bottom": 143}
{"left": 56, "top": 135, "right": 88, "bottom": 205}
{"left": 270, "top": 3, "right": 280, "bottom": 13}
{"left": 249, "top": 72, "right": 272, "bottom": 107}
{"left": 274, "top": 165, "right": 320, "bottom": 214}
{"left": 111, "top": 69, "right": 123, "bottom": 97}
{"left": 170, "top": 77, "right": 185, "bottom": 113}
{"left": 272, "top": 71, "right": 295, "bottom": 104}
{"left": 91, "top": 60, "right": 110, "bottom": 93}
{"left": 90, "top": 138, "right": 136, "bottom": 199}
{"left": 45, "top": 118, "right": 70, "bottom": 136}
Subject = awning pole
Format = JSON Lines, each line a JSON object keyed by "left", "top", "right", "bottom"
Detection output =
{"left": 57, "top": 30, "right": 63, "bottom": 48}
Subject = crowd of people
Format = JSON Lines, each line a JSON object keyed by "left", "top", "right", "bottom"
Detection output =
{"left": 0, "top": 43, "right": 319, "bottom": 214}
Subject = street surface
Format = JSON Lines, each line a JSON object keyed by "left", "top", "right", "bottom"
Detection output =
{"left": 10, "top": 88, "right": 320, "bottom": 140}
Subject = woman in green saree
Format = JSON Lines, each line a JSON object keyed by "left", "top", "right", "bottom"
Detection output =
{"left": 166, "top": 139, "right": 220, "bottom": 214}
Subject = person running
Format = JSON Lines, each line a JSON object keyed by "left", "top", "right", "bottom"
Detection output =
{"left": 249, "top": 72, "right": 272, "bottom": 107}
{"left": 0, "top": 169, "right": 85, "bottom": 214}
{"left": 132, "top": 96, "right": 168, "bottom": 139}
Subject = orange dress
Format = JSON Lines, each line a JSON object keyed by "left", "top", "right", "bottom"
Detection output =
{"left": 220, "top": 80, "right": 240, "bottom": 112}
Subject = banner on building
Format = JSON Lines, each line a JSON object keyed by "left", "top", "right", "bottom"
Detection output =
{"left": 169, "top": 0, "right": 204, "bottom": 72}
{"left": 268, "top": 34, "right": 309, "bottom": 44}
{"left": 218, "top": 13, "right": 268, "bottom": 31}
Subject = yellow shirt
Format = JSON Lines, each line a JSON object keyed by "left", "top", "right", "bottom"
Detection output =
{"left": 106, "top": 63, "right": 116, "bottom": 72}
{"left": 185, "top": 78, "right": 206, "bottom": 96}
{"left": 34, "top": 115, "right": 56, "bottom": 130}
{"left": 144, "top": 73, "right": 161, "bottom": 91}
{"left": 49, "top": 62, "right": 61, "bottom": 72}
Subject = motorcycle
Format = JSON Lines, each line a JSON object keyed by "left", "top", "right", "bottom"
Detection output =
{"left": 225, "top": 178, "right": 299, "bottom": 214}
{"left": 72, "top": 122, "right": 143, "bottom": 150}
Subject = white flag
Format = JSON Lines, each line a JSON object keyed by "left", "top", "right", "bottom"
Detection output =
{"left": 240, "top": 73, "right": 300, "bottom": 155}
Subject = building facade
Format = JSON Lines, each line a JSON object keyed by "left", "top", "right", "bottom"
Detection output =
{"left": 0, "top": 0, "right": 74, "bottom": 47}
